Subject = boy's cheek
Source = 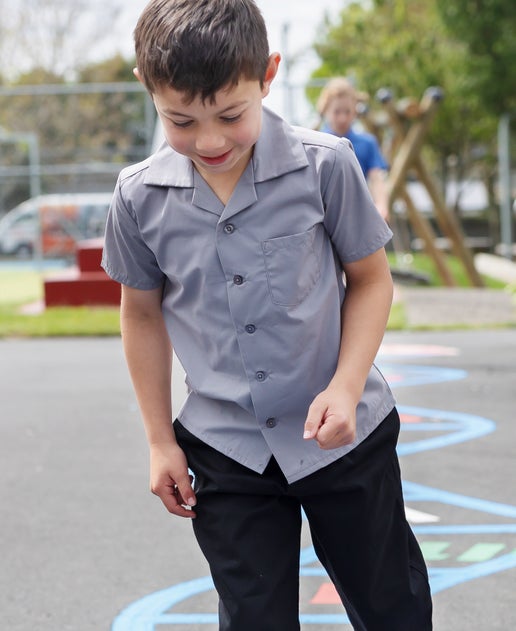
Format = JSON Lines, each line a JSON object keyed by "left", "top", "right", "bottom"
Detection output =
{"left": 163, "top": 131, "right": 188, "bottom": 155}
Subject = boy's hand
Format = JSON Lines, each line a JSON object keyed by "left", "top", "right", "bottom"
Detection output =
{"left": 303, "top": 387, "right": 357, "bottom": 450}
{"left": 149, "top": 442, "right": 197, "bottom": 518}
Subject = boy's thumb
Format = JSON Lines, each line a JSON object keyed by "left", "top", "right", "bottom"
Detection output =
{"left": 304, "top": 398, "right": 327, "bottom": 440}
{"left": 178, "top": 474, "right": 196, "bottom": 507}
{"left": 303, "top": 412, "right": 320, "bottom": 440}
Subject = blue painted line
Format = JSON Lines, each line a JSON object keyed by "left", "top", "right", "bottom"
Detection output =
{"left": 111, "top": 577, "right": 214, "bottom": 631}
{"left": 150, "top": 613, "right": 218, "bottom": 624}
{"left": 428, "top": 553, "right": 516, "bottom": 594}
{"left": 400, "top": 422, "right": 463, "bottom": 431}
{"left": 110, "top": 363, "right": 514, "bottom": 629}
{"left": 300, "top": 614, "right": 349, "bottom": 624}
{"left": 414, "top": 525, "right": 516, "bottom": 535}
{"left": 111, "top": 555, "right": 516, "bottom": 628}
{"left": 403, "top": 481, "right": 516, "bottom": 519}
{"left": 378, "top": 363, "right": 467, "bottom": 388}
{"left": 299, "top": 567, "right": 327, "bottom": 576}
{"left": 300, "top": 546, "right": 318, "bottom": 565}
{"left": 397, "top": 406, "right": 495, "bottom": 456}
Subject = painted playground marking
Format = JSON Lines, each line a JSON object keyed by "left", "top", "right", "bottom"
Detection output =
{"left": 111, "top": 344, "right": 516, "bottom": 629}
{"left": 404, "top": 507, "right": 440, "bottom": 523}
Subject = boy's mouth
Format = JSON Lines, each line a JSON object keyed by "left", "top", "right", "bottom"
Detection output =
{"left": 198, "top": 149, "right": 232, "bottom": 166}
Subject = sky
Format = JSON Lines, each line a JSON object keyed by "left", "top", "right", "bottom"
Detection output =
{"left": 112, "top": 0, "right": 347, "bottom": 125}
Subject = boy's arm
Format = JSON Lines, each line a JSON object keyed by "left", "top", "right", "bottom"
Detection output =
{"left": 121, "top": 284, "right": 196, "bottom": 518}
{"left": 303, "top": 247, "right": 393, "bottom": 449}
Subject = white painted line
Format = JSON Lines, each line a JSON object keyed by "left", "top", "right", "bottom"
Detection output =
{"left": 405, "top": 506, "right": 440, "bottom": 524}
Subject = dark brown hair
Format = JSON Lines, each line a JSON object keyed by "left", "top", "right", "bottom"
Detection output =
{"left": 134, "top": 0, "right": 270, "bottom": 102}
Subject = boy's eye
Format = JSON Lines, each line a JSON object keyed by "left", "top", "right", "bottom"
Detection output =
{"left": 172, "top": 120, "right": 193, "bottom": 128}
{"left": 221, "top": 114, "right": 241, "bottom": 124}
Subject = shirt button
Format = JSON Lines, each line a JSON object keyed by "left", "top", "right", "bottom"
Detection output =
{"left": 245, "top": 324, "right": 256, "bottom": 334}
{"left": 224, "top": 223, "right": 235, "bottom": 234}
{"left": 255, "top": 371, "right": 266, "bottom": 381}
{"left": 266, "top": 417, "right": 276, "bottom": 428}
{"left": 233, "top": 274, "right": 244, "bottom": 285}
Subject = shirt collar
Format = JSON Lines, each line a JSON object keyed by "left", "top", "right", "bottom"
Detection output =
{"left": 252, "top": 107, "right": 309, "bottom": 181}
{"left": 143, "top": 107, "right": 308, "bottom": 188}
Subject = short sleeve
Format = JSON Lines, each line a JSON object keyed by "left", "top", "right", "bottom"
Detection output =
{"left": 101, "top": 178, "right": 165, "bottom": 289}
{"left": 323, "top": 139, "right": 392, "bottom": 264}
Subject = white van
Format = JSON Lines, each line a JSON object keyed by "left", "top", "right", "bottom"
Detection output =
{"left": 0, "top": 193, "right": 113, "bottom": 258}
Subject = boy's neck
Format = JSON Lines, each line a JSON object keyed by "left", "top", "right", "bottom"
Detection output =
{"left": 195, "top": 148, "right": 254, "bottom": 206}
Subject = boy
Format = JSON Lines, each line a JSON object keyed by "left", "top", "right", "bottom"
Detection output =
{"left": 102, "top": 1, "right": 432, "bottom": 629}
{"left": 317, "top": 77, "right": 390, "bottom": 221}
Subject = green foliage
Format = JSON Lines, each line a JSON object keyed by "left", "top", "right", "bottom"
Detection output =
{"left": 310, "top": 0, "right": 500, "bottom": 169}
{"left": 0, "top": 55, "right": 149, "bottom": 208}
{"left": 435, "top": 0, "right": 516, "bottom": 115}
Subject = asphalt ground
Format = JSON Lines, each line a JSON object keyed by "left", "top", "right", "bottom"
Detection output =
{"left": 1, "top": 329, "right": 515, "bottom": 630}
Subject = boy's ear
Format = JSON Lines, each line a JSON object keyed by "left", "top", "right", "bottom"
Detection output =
{"left": 133, "top": 67, "right": 144, "bottom": 84}
{"left": 262, "top": 53, "right": 281, "bottom": 97}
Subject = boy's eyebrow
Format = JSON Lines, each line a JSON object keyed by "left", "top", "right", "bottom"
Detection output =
{"left": 161, "top": 100, "right": 249, "bottom": 118}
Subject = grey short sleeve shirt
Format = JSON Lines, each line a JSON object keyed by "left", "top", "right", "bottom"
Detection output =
{"left": 102, "top": 107, "right": 395, "bottom": 483}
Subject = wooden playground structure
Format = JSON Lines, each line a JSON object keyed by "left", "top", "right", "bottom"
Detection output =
{"left": 360, "top": 87, "right": 484, "bottom": 287}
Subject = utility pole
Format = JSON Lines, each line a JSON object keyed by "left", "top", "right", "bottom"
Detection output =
{"left": 281, "top": 22, "right": 294, "bottom": 123}
{"left": 498, "top": 114, "right": 513, "bottom": 259}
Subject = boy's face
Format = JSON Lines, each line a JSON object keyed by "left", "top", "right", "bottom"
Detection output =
{"left": 148, "top": 55, "right": 279, "bottom": 189}
{"left": 325, "top": 94, "right": 356, "bottom": 136}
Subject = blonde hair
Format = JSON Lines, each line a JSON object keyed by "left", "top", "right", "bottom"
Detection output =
{"left": 316, "top": 77, "right": 357, "bottom": 116}
{"left": 316, "top": 76, "right": 370, "bottom": 117}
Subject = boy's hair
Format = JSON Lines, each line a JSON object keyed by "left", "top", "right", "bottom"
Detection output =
{"left": 134, "top": 0, "right": 270, "bottom": 102}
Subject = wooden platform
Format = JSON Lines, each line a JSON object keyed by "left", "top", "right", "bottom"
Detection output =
{"left": 44, "top": 238, "right": 121, "bottom": 307}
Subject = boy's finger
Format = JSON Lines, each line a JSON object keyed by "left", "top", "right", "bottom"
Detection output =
{"left": 161, "top": 492, "right": 197, "bottom": 518}
{"left": 176, "top": 478, "right": 197, "bottom": 508}
{"left": 303, "top": 403, "right": 326, "bottom": 439}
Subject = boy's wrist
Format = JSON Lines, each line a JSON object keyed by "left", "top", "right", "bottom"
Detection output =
{"left": 146, "top": 419, "right": 177, "bottom": 447}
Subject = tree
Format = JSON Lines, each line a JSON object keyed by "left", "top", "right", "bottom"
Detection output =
{"left": 0, "top": 56, "right": 149, "bottom": 209}
{"left": 310, "top": 0, "right": 498, "bottom": 184}
{"left": 0, "top": 2, "right": 150, "bottom": 211}
{"left": 0, "top": 0, "right": 123, "bottom": 81}
{"left": 436, "top": 0, "right": 516, "bottom": 116}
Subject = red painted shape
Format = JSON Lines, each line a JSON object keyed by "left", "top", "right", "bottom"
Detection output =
{"left": 310, "top": 582, "right": 341, "bottom": 605}
{"left": 44, "top": 238, "right": 121, "bottom": 307}
{"left": 400, "top": 413, "right": 423, "bottom": 424}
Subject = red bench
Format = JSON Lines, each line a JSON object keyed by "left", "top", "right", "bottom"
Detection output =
{"left": 44, "top": 238, "right": 121, "bottom": 307}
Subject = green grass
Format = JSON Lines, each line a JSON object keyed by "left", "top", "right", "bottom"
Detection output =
{"left": 0, "top": 269, "right": 120, "bottom": 337}
{"left": 386, "top": 301, "right": 407, "bottom": 330}
{"left": 387, "top": 252, "right": 506, "bottom": 289}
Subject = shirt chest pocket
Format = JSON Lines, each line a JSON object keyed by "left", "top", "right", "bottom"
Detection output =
{"left": 262, "top": 225, "right": 321, "bottom": 307}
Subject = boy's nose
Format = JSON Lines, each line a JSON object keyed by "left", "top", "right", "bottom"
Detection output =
{"left": 196, "top": 129, "right": 226, "bottom": 154}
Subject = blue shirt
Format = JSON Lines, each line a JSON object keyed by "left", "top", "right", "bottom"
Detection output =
{"left": 322, "top": 124, "right": 388, "bottom": 178}
{"left": 102, "top": 107, "right": 395, "bottom": 483}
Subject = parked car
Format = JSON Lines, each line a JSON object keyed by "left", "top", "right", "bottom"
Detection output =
{"left": 0, "top": 193, "right": 113, "bottom": 258}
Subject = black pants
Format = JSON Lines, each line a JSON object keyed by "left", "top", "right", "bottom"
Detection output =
{"left": 174, "top": 408, "right": 432, "bottom": 631}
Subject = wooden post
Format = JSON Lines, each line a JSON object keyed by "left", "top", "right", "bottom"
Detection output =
{"left": 414, "top": 157, "right": 484, "bottom": 286}
{"left": 375, "top": 87, "right": 483, "bottom": 287}
{"left": 398, "top": 189, "right": 456, "bottom": 286}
